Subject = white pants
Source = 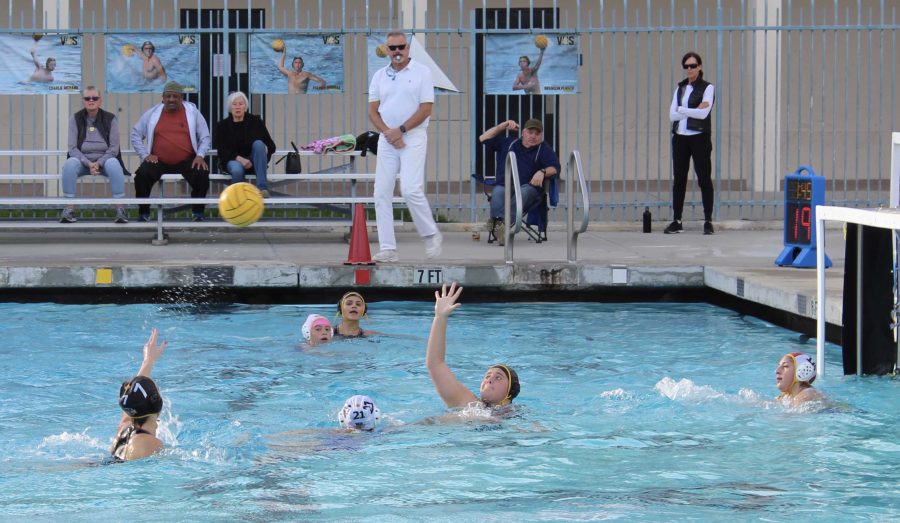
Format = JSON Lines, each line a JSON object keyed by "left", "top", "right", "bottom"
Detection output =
{"left": 373, "top": 129, "right": 438, "bottom": 250}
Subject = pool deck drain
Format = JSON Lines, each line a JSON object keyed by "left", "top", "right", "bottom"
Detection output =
{"left": 0, "top": 222, "right": 846, "bottom": 328}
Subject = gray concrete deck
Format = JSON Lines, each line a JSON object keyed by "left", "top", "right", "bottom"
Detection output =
{"left": 0, "top": 219, "right": 847, "bottom": 332}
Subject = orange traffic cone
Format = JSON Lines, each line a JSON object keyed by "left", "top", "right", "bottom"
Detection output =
{"left": 345, "top": 203, "right": 374, "bottom": 265}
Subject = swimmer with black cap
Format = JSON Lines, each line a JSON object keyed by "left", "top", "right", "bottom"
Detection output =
{"left": 426, "top": 282, "right": 520, "bottom": 410}
{"left": 333, "top": 291, "right": 381, "bottom": 338}
{"left": 775, "top": 352, "right": 825, "bottom": 405}
{"left": 110, "top": 328, "right": 167, "bottom": 462}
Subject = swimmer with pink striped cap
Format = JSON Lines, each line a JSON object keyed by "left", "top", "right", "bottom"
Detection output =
{"left": 775, "top": 352, "right": 825, "bottom": 405}
{"left": 302, "top": 314, "right": 334, "bottom": 347}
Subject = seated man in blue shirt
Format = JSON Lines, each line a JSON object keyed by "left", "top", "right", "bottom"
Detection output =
{"left": 478, "top": 118, "right": 560, "bottom": 244}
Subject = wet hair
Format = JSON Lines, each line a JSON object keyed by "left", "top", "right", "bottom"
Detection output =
{"left": 46, "top": 57, "right": 56, "bottom": 68}
{"left": 142, "top": 41, "right": 155, "bottom": 51}
{"left": 519, "top": 55, "right": 531, "bottom": 66}
{"left": 681, "top": 51, "right": 704, "bottom": 80}
{"left": 490, "top": 364, "right": 520, "bottom": 403}
{"left": 292, "top": 56, "right": 304, "bottom": 68}
{"left": 226, "top": 91, "right": 249, "bottom": 116}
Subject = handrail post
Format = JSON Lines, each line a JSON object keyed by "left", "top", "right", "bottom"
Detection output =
{"left": 504, "top": 152, "right": 522, "bottom": 264}
{"left": 566, "top": 150, "right": 590, "bottom": 263}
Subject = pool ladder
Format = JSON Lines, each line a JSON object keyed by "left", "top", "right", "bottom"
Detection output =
{"left": 503, "top": 150, "right": 590, "bottom": 264}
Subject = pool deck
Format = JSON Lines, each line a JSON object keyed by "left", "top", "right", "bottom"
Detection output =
{"left": 0, "top": 220, "right": 847, "bottom": 330}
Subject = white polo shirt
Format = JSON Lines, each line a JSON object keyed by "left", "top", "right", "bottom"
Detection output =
{"left": 368, "top": 59, "right": 434, "bottom": 130}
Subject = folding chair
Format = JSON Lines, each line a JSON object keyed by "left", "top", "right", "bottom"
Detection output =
{"left": 471, "top": 173, "right": 557, "bottom": 244}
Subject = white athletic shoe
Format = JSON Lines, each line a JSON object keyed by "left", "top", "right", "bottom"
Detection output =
{"left": 424, "top": 231, "right": 443, "bottom": 259}
{"left": 372, "top": 249, "right": 399, "bottom": 263}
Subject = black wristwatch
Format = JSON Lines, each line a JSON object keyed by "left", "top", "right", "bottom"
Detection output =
{"left": 399, "top": 125, "right": 407, "bottom": 134}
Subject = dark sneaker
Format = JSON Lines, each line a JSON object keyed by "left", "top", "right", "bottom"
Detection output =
{"left": 260, "top": 189, "right": 271, "bottom": 198}
{"left": 114, "top": 208, "right": 129, "bottom": 224}
{"left": 138, "top": 214, "right": 151, "bottom": 222}
{"left": 60, "top": 208, "right": 77, "bottom": 223}
{"left": 703, "top": 221, "right": 715, "bottom": 235}
{"left": 192, "top": 214, "right": 205, "bottom": 222}
{"left": 663, "top": 220, "right": 683, "bottom": 234}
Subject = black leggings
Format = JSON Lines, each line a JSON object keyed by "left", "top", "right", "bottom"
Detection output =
{"left": 671, "top": 133, "right": 713, "bottom": 222}
{"left": 134, "top": 159, "right": 210, "bottom": 215}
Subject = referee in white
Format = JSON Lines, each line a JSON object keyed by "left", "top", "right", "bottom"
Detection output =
{"left": 368, "top": 31, "right": 442, "bottom": 262}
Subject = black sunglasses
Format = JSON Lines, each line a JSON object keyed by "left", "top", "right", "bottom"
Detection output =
{"left": 387, "top": 44, "right": 406, "bottom": 51}
{"left": 83, "top": 96, "right": 100, "bottom": 101}
{"left": 683, "top": 63, "right": 700, "bottom": 70}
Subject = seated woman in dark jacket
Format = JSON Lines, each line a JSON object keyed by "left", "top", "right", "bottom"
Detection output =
{"left": 214, "top": 91, "right": 277, "bottom": 197}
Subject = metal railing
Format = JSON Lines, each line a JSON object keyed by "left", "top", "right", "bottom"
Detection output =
{"left": 566, "top": 150, "right": 590, "bottom": 263}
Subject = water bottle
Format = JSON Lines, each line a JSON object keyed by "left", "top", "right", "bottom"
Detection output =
{"left": 642, "top": 207, "right": 652, "bottom": 233}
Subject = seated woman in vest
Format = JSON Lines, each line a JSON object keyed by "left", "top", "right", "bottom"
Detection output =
{"left": 214, "top": 91, "right": 277, "bottom": 198}
{"left": 61, "top": 86, "right": 128, "bottom": 224}
{"left": 110, "top": 328, "right": 167, "bottom": 462}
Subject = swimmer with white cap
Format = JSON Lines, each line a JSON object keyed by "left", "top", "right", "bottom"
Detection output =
{"left": 337, "top": 394, "right": 382, "bottom": 432}
{"left": 775, "top": 352, "right": 825, "bottom": 405}
{"left": 110, "top": 328, "right": 167, "bottom": 462}
{"left": 302, "top": 314, "right": 334, "bottom": 347}
{"left": 426, "top": 282, "right": 521, "bottom": 410}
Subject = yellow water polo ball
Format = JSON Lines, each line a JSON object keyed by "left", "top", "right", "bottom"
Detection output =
{"left": 122, "top": 44, "right": 136, "bottom": 57}
{"left": 375, "top": 44, "right": 388, "bottom": 58}
{"left": 534, "top": 35, "right": 549, "bottom": 49}
{"left": 218, "top": 182, "right": 265, "bottom": 227}
{"left": 271, "top": 39, "right": 285, "bottom": 52}
{"left": 32, "top": 34, "right": 43, "bottom": 42}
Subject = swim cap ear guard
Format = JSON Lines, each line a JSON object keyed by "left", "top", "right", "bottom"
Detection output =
{"left": 337, "top": 395, "right": 381, "bottom": 431}
{"left": 789, "top": 352, "right": 817, "bottom": 384}
{"left": 118, "top": 376, "right": 162, "bottom": 419}
{"left": 301, "top": 314, "right": 331, "bottom": 341}
{"left": 492, "top": 364, "right": 520, "bottom": 404}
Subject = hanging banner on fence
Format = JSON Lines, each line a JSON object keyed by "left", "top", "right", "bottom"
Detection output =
{"left": 0, "top": 33, "right": 82, "bottom": 94}
{"left": 105, "top": 33, "right": 200, "bottom": 93}
{"left": 249, "top": 33, "right": 344, "bottom": 94}
{"left": 484, "top": 33, "right": 579, "bottom": 95}
{"left": 366, "top": 34, "right": 459, "bottom": 94}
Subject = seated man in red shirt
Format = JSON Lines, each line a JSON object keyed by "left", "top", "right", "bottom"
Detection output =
{"left": 130, "top": 81, "right": 211, "bottom": 221}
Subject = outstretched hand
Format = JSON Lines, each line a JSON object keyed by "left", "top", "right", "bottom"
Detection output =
{"left": 434, "top": 282, "right": 463, "bottom": 318}
{"left": 143, "top": 327, "right": 167, "bottom": 364}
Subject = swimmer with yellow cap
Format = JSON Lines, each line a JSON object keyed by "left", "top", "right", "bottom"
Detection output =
{"left": 426, "top": 282, "right": 521, "bottom": 409}
{"left": 333, "top": 291, "right": 381, "bottom": 338}
{"left": 775, "top": 352, "right": 825, "bottom": 405}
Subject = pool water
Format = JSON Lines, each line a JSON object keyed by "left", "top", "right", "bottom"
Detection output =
{"left": 0, "top": 301, "right": 897, "bottom": 521}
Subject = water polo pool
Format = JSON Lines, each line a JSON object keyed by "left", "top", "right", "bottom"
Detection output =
{"left": 1, "top": 300, "right": 898, "bottom": 521}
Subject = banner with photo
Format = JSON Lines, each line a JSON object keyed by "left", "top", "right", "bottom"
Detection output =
{"left": 249, "top": 33, "right": 344, "bottom": 94}
{"left": 484, "top": 33, "right": 579, "bottom": 95}
{"left": 0, "top": 33, "right": 82, "bottom": 95}
{"left": 105, "top": 33, "right": 200, "bottom": 93}
{"left": 365, "top": 34, "right": 459, "bottom": 95}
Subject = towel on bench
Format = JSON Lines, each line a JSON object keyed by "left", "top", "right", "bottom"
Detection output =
{"left": 300, "top": 134, "right": 356, "bottom": 154}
